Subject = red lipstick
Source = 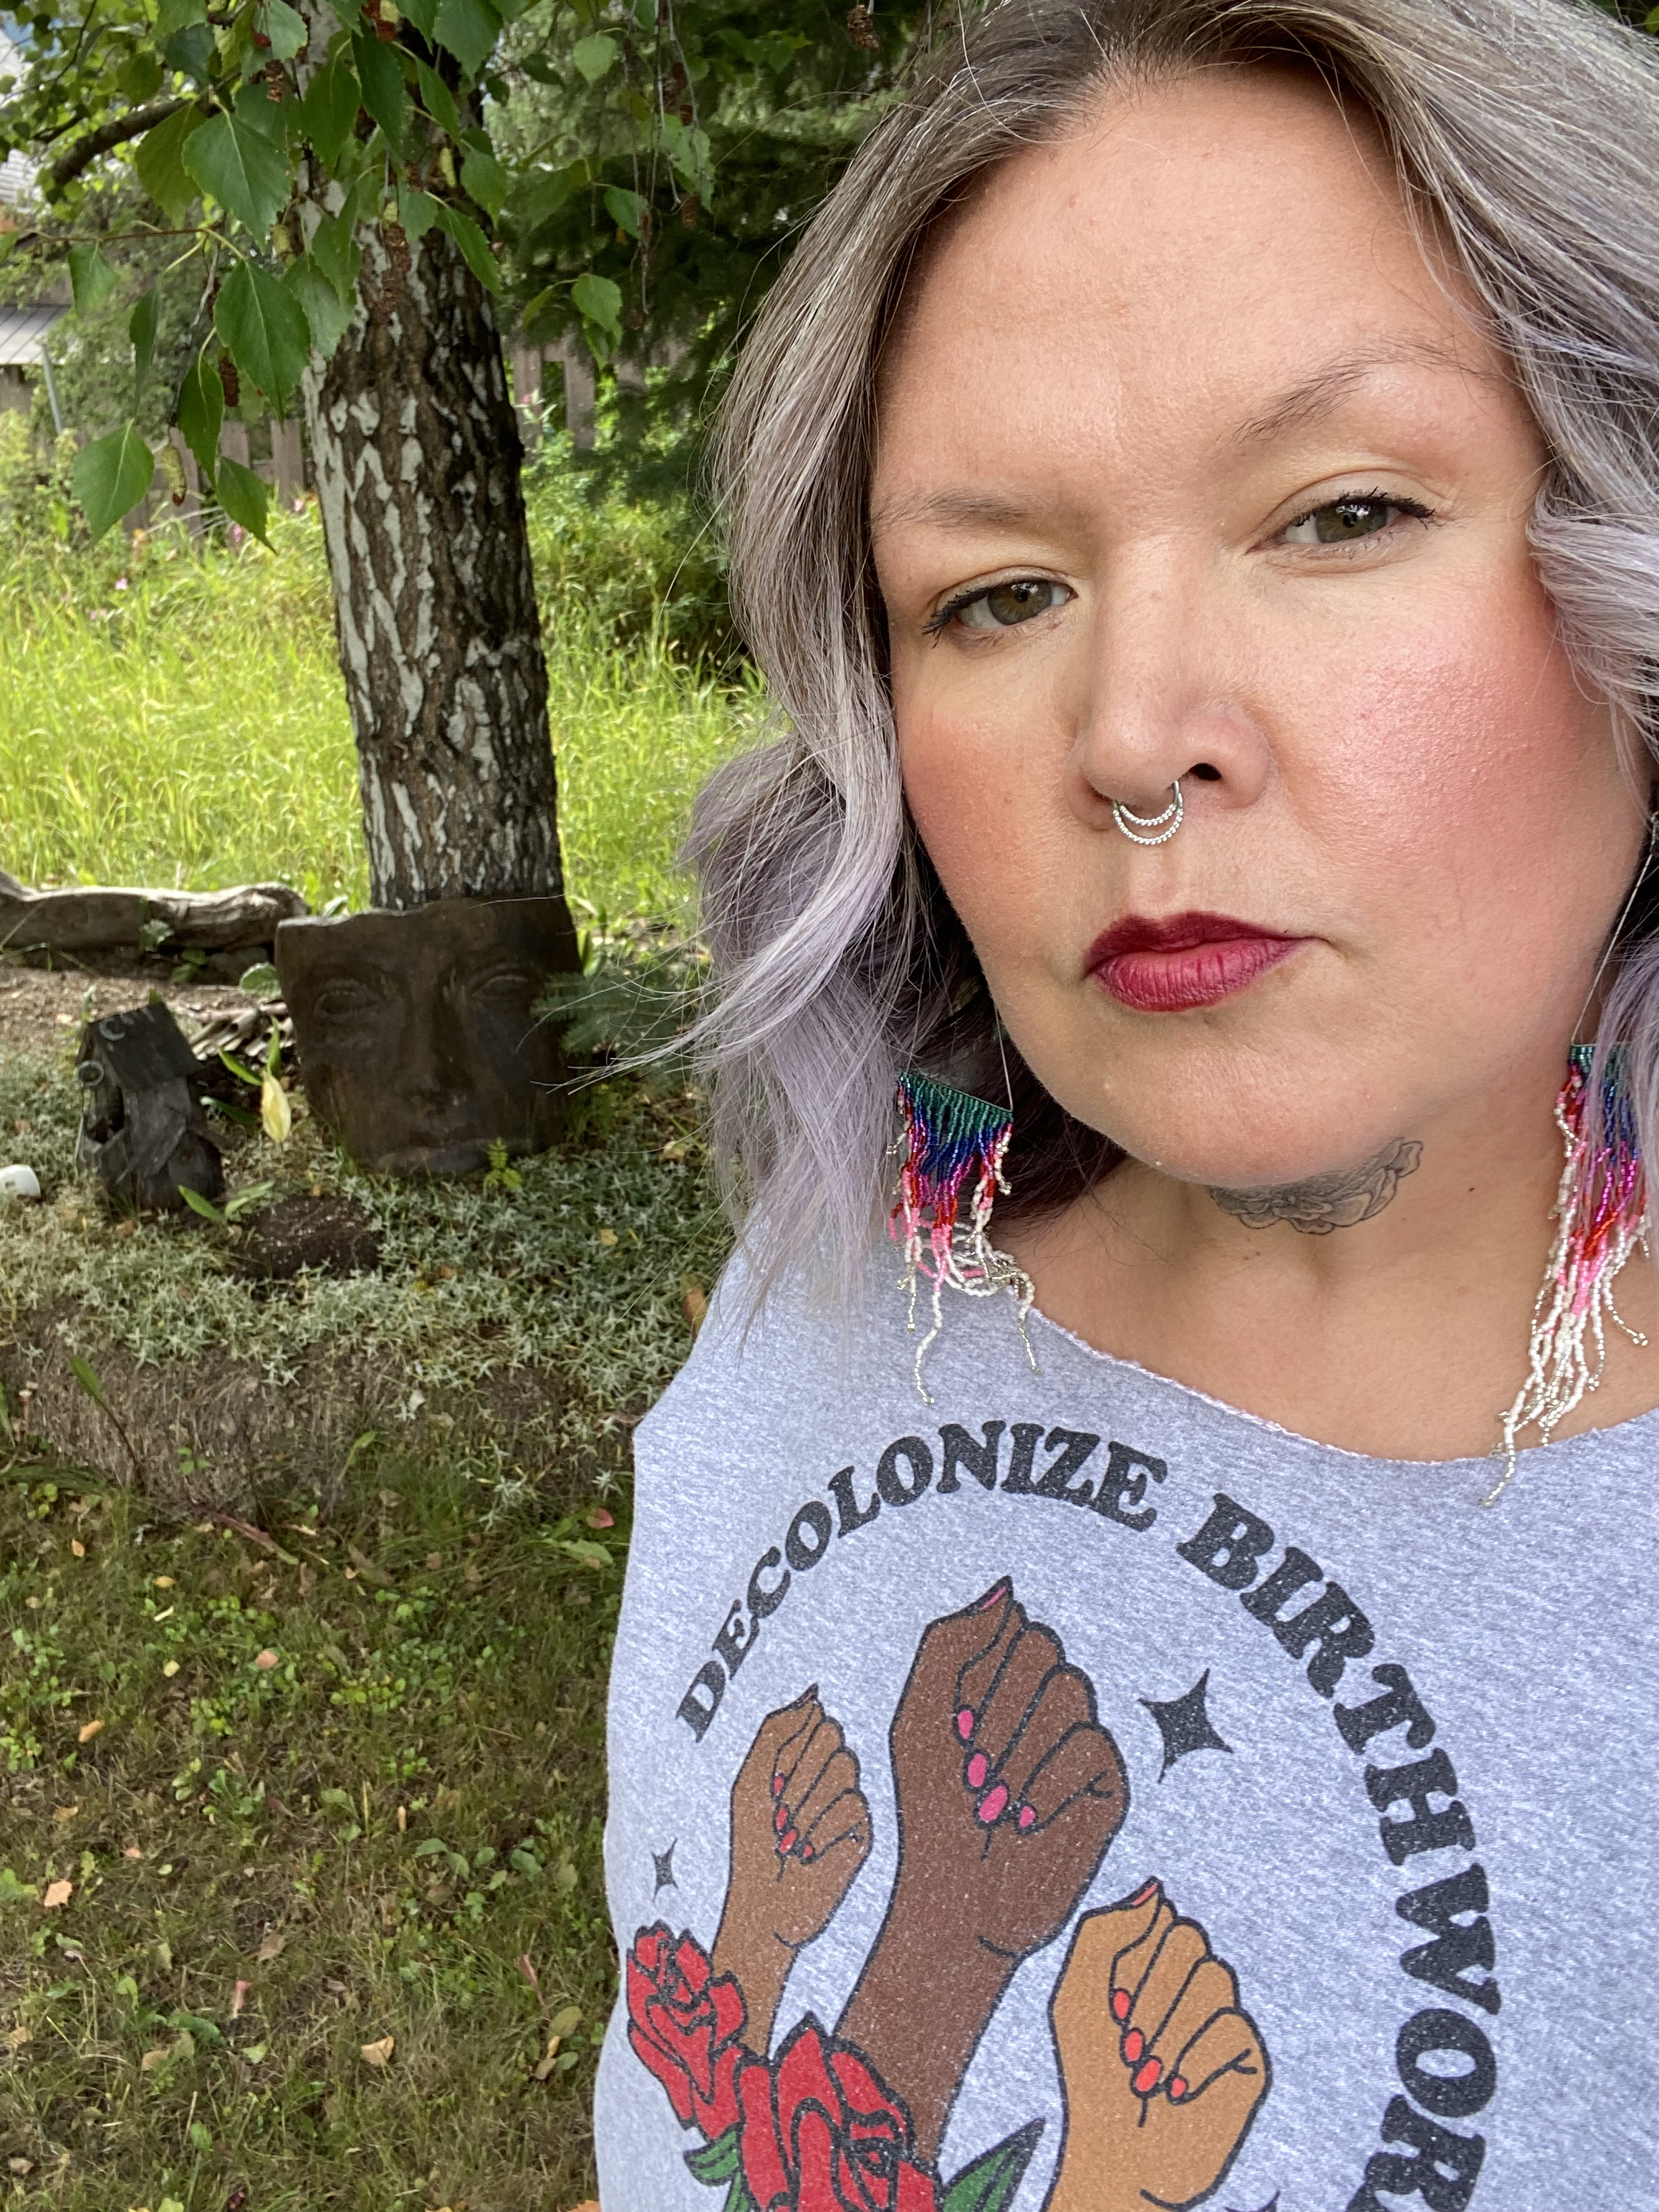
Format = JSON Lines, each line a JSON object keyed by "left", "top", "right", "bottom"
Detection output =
{"left": 1088, "top": 910, "right": 1309, "bottom": 1014}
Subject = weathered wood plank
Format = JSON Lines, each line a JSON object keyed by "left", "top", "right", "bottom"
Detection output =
{"left": 0, "top": 882, "right": 309, "bottom": 953}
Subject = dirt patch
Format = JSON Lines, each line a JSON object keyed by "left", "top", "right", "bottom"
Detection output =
{"left": 0, "top": 959, "right": 258, "bottom": 1064}
{"left": 1, "top": 1299, "right": 568, "bottom": 1511}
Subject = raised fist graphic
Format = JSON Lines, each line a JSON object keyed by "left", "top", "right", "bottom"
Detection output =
{"left": 712, "top": 1688, "right": 872, "bottom": 2054}
{"left": 1044, "top": 1881, "right": 1271, "bottom": 2212}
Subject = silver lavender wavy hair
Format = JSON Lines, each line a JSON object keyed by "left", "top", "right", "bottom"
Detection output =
{"left": 686, "top": 0, "right": 1659, "bottom": 1307}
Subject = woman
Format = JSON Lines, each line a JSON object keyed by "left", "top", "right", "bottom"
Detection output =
{"left": 597, "top": 1, "right": 1659, "bottom": 2205}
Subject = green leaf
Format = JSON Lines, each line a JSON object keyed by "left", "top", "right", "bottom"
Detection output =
{"left": 258, "top": 0, "right": 307, "bottom": 59}
{"left": 398, "top": 187, "right": 441, "bottom": 242}
{"left": 604, "top": 184, "right": 645, "bottom": 238}
{"left": 67, "top": 1354, "right": 110, "bottom": 1410}
{"left": 303, "top": 58, "right": 362, "bottom": 174}
{"left": 432, "top": 199, "right": 501, "bottom": 293}
{"left": 72, "top": 424, "right": 155, "bottom": 541}
{"left": 182, "top": 111, "right": 289, "bottom": 236}
{"left": 460, "top": 145, "right": 509, "bottom": 219}
{"left": 571, "top": 269, "right": 620, "bottom": 338}
{"left": 572, "top": 32, "right": 618, "bottom": 82}
{"left": 215, "top": 260, "right": 312, "bottom": 411}
{"left": 352, "top": 27, "right": 407, "bottom": 153}
{"left": 177, "top": 1183, "right": 227, "bottom": 1226}
{"left": 309, "top": 197, "right": 364, "bottom": 301}
{"left": 219, "top": 1051, "right": 261, "bottom": 1089}
{"left": 135, "top": 103, "right": 206, "bottom": 225}
{"left": 118, "top": 49, "right": 165, "bottom": 103}
{"left": 156, "top": 0, "right": 207, "bottom": 32}
{"left": 234, "top": 78, "right": 289, "bottom": 149}
{"left": 415, "top": 58, "right": 462, "bottom": 138}
{"left": 284, "top": 256, "right": 353, "bottom": 362}
{"left": 163, "top": 23, "right": 213, "bottom": 84}
{"left": 216, "top": 455, "right": 271, "bottom": 546}
{"left": 940, "top": 2120, "right": 1046, "bottom": 2212}
{"left": 686, "top": 2127, "right": 742, "bottom": 2184}
{"left": 67, "top": 244, "right": 117, "bottom": 319}
{"left": 129, "top": 290, "right": 160, "bottom": 400}
{"left": 400, "top": 0, "right": 439, "bottom": 33}
{"left": 434, "top": 0, "right": 501, "bottom": 79}
{"left": 239, "top": 963, "right": 280, "bottom": 999}
{"left": 175, "top": 353, "right": 224, "bottom": 482}
{"left": 511, "top": 160, "right": 584, "bottom": 236}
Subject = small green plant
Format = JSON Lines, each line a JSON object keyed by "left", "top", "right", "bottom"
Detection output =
{"left": 175, "top": 1178, "right": 276, "bottom": 1228}
{"left": 481, "top": 1140, "right": 523, "bottom": 1197}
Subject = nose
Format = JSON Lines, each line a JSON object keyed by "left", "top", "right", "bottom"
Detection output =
{"left": 1063, "top": 562, "right": 1272, "bottom": 832}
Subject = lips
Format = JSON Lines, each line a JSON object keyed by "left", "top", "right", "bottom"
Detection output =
{"left": 1088, "top": 910, "right": 1309, "bottom": 1014}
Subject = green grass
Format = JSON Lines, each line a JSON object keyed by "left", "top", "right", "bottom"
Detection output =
{"left": 0, "top": 1446, "right": 620, "bottom": 2211}
{"left": 0, "top": 446, "right": 756, "bottom": 923}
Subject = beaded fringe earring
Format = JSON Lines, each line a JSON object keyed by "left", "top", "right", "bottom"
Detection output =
{"left": 1488, "top": 1044, "right": 1649, "bottom": 1504}
{"left": 890, "top": 1071, "right": 1037, "bottom": 1403}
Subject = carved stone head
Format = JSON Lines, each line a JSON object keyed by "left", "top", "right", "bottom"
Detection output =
{"left": 276, "top": 896, "right": 577, "bottom": 1175}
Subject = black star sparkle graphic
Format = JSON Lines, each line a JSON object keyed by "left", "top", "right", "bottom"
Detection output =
{"left": 652, "top": 1842, "right": 678, "bottom": 1894}
{"left": 1141, "top": 1670, "right": 1233, "bottom": 1779}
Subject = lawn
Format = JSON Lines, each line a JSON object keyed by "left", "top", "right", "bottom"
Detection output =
{"left": 0, "top": 434, "right": 749, "bottom": 2208}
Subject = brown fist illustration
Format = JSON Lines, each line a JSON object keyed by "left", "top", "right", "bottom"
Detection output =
{"left": 1044, "top": 1882, "right": 1271, "bottom": 2212}
{"left": 840, "top": 1580, "right": 1129, "bottom": 2160}
{"left": 712, "top": 1688, "right": 872, "bottom": 2054}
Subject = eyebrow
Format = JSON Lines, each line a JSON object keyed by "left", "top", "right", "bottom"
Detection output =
{"left": 1227, "top": 336, "right": 1474, "bottom": 451}
{"left": 868, "top": 487, "right": 1039, "bottom": 538}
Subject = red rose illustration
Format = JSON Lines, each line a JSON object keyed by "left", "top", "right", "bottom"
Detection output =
{"left": 626, "top": 1923, "right": 750, "bottom": 2140}
{"left": 738, "top": 2014, "right": 940, "bottom": 2212}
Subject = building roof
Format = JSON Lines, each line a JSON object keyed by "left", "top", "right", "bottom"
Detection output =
{"left": 0, "top": 302, "right": 64, "bottom": 367}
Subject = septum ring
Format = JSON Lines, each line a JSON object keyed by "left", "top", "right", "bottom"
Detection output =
{"left": 1111, "top": 779, "right": 1183, "bottom": 847}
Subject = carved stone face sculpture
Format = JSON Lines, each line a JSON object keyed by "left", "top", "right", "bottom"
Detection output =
{"left": 276, "top": 896, "right": 578, "bottom": 1175}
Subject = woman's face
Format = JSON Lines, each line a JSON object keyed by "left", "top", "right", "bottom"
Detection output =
{"left": 873, "top": 69, "right": 1645, "bottom": 1191}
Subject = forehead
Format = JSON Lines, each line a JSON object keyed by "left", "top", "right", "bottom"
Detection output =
{"left": 872, "top": 69, "right": 1504, "bottom": 516}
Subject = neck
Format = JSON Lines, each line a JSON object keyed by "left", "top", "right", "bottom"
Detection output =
{"left": 1001, "top": 1055, "right": 1659, "bottom": 1462}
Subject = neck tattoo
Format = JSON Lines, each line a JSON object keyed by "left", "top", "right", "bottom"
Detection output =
{"left": 1206, "top": 1138, "right": 1423, "bottom": 1236}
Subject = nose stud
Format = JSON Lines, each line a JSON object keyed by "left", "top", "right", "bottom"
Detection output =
{"left": 1112, "top": 779, "right": 1183, "bottom": 847}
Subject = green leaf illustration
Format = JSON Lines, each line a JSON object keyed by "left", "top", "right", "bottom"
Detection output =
{"left": 302, "top": 58, "right": 361, "bottom": 175}
{"left": 352, "top": 27, "right": 407, "bottom": 155}
{"left": 435, "top": 0, "right": 503, "bottom": 79}
{"left": 685, "top": 2127, "right": 742, "bottom": 2184}
{"left": 72, "top": 423, "right": 155, "bottom": 541}
{"left": 215, "top": 261, "right": 312, "bottom": 412}
{"left": 940, "top": 2120, "right": 1046, "bottom": 2212}
{"left": 216, "top": 456, "right": 272, "bottom": 547}
{"left": 182, "top": 111, "right": 288, "bottom": 237}
{"left": 135, "top": 102, "right": 206, "bottom": 225}
{"left": 175, "top": 352, "right": 224, "bottom": 484}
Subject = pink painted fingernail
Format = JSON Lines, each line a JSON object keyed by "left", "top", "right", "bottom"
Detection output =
{"left": 1110, "top": 1989, "right": 1130, "bottom": 2024}
{"left": 801, "top": 1840, "right": 815, "bottom": 1862}
{"left": 1128, "top": 1879, "right": 1160, "bottom": 1907}
{"left": 955, "top": 1707, "right": 975, "bottom": 1741}
{"left": 1168, "top": 2075, "right": 1188, "bottom": 2102}
{"left": 976, "top": 1579, "right": 1011, "bottom": 1611}
{"left": 965, "top": 1751, "right": 989, "bottom": 1789}
{"left": 1016, "top": 1803, "right": 1037, "bottom": 1830}
{"left": 975, "top": 1783, "right": 1009, "bottom": 1824}
{"left": 1133, "top": 2058, "right": 1163, "bottom": 2097}
{"left": 774, "top": 1802, "right": 789, "bottom": 1832}
{"left": 1122, "top": 2028, "right": 1145, "bottom": 2065}
{"left": 779, "top": 1827, "right": 798, "bottom": 1854}
{"left": 771, "top": 1774, "right": 785, "bottom": 1797}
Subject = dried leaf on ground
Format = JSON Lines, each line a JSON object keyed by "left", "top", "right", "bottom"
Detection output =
{"left": 359, "top": 2034, "right": 395, "bottom": 2068}
{"left": 253, "top": 1930, "right": 285, "bottom": 1963}
{"left": 42, "top": 1878, "right": 72, "bottom": 1910}
{"left": 77, "top": 1718, "right": 103, "bottom": 1744}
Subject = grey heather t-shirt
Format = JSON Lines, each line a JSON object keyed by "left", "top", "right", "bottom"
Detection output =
{"left": 595, "top": 1254, "right": 1658, "bottom": 2212}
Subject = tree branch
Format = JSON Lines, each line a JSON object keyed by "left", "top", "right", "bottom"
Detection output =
{"left": 47, "top": 97, "right": 191, "bottom": 194}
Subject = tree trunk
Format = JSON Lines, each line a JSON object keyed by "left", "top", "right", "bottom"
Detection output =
{"left": 303, "top": 223, "right": 572, "bottom": 915}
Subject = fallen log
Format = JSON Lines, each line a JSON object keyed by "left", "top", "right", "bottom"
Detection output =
{"left": 0, "top": 881, "right": 309, "bottom": 956}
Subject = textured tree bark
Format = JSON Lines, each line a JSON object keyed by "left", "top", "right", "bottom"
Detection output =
{"left": 302, "top": 221, "right": 573, "bottom": 917}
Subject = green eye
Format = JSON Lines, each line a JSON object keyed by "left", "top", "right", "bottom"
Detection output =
{"left": 948, "top": 577, "right": 1069, "bottom": 631}
{"left": 1281, "top": 494, "right": 1429, "bottom": 547}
